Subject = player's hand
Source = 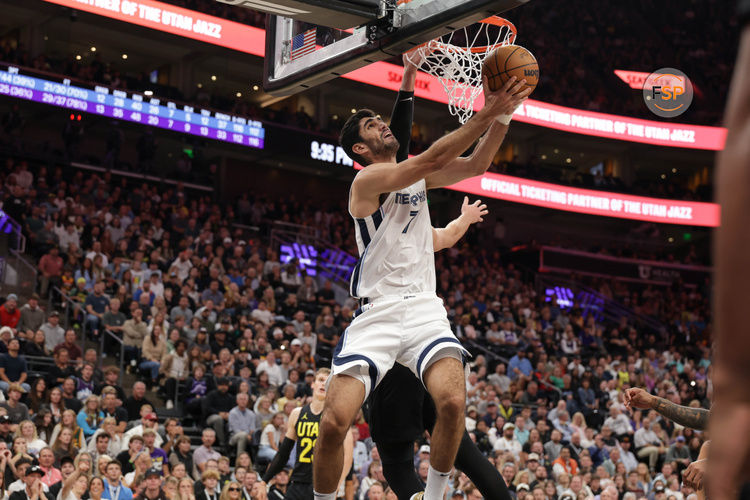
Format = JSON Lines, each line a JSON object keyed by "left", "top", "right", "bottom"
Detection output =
{"left": 482, "top": 75, "right": 532, "bottom": 117}
{"left": 623, "top": 388, "right": 655, "bottom": 411}
{"left": 682, "top": 459, "right": 707, "bottom": 490}
{"left": 460, "top": 197, "right": 488, "bottom": 224}
{"left": 404, "top": 41, "right": 437, "bottom": 70}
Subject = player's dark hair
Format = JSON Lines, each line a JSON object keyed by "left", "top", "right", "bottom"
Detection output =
{"left": 340, "top": 109, "right": 377, "bottom": 166}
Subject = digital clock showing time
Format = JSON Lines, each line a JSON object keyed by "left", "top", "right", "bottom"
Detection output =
{"left": 310, "top": 140, "right": 353, "bottom": 166}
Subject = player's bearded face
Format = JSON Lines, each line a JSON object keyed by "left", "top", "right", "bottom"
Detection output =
{"left": 362, "top": 129, "right": 399, "bottom": 159}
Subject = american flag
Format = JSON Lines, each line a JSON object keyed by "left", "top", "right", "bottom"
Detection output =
{"left": 290, "top": 29, "right": 316, "bottom": 60}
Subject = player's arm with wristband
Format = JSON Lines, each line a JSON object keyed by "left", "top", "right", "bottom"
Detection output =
{"left": 425, "top": 76, "right": 530, "bottom": 190}
{"left": 260, "top": 407, "right": 301, "bottom": 484}
{"left": 433, "top": 197, "right": 488, "bottom": 251}
{"left": 352, "top": 73, "right": 526, "bottom": 207}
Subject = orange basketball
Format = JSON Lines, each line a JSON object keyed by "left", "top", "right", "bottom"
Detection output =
{"left": 483, "top": 45, "right": 539, "bottom": 94}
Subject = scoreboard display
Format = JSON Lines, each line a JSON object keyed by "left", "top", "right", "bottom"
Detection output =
{"left": 0, "top": 64, "right": 265, "bottom": 149}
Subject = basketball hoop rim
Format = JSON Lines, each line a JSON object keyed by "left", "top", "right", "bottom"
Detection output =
{"left": 407, "top": 16, "right": 517, "bottom": 55}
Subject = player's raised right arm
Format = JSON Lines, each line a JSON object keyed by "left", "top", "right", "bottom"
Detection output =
{"left": 353, "top": 80, "right": 517, "bottom": 199}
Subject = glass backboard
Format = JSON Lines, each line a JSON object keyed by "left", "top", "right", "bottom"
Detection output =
{"left": 257, "top": 0, "right": 530, "bottom": 96}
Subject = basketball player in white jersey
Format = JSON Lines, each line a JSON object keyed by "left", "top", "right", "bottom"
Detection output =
{"left": 312, "top": 57, "right": 530, "bottom": 500}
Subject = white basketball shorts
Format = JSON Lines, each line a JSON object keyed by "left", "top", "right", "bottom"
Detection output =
{"left": 331, "top": 291, "right": 469, "bottom": 398}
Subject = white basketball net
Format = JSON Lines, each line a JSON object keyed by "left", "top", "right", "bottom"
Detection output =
{"left": 404, "top": 17, "right": 517, "bottom": 124}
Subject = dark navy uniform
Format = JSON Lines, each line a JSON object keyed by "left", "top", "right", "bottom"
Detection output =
{"left": 284, "top": 404, "right": 320, "bottom": 500}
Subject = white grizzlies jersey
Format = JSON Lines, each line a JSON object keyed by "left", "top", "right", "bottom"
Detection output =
{"left": 349, "top": 178, "right": 436, "bottom": 299}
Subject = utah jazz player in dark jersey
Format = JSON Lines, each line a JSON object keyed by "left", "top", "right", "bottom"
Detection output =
{"left": 261, "top": 368, "right": 353, "bottom": 500}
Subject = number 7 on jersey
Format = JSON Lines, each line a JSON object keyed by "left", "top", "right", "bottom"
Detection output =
{"left": 403, "top": 210, "right": 419, "bottom": 233}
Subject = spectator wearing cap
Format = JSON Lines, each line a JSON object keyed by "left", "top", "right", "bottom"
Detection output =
{"left": 41, "top": 311, "right": 65, "bottom": 353}
{"left": 0, "top": 337, "right": 30, "bottom": 395}
{"left": 135, "top": 467, "right": 167, "bottom": 500}
{"left": 0, "top": 295, "right": 20, "bottom": 330}
{"left": 415, "top": 444, "right": 430, "bottom": 469}
{"left": 17, "top": 295, "right": 45, "bottom": 333}
{"left": 204, "top": 378, "right": 235, "bottom": 446}
{"left": 210, "top": 327, "right": 234, "bottom": 357}
{"left": 494, "top": 423, "right": 523, "bottom": 461}
{"left": 617, "top": 434, "right": 638, "bottom": 472}
{"left": 122, "top": 412, "right": 162, "bottom": 452}
{"left": 48, "top": 456, "right": 75, "bottom": 499}
{"left": 664, "top": 435, "right": 691, "bottom": 469}
{"left": 9, "top": 464, "right": 53, "bottom": 500}
{"left": 0, "top": 415, "right": 14, "bottom": 445}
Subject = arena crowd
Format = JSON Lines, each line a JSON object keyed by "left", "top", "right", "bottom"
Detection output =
{"left": 0, "top": 157, "right": 712, "bottom": 500}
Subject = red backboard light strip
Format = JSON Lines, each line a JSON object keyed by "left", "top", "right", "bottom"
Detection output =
{"left": 41, "top": 0, "right": 726, "bottom": 150}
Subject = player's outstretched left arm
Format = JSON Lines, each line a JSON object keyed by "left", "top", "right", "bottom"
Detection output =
{"left": 426, "top": 79, "right": 530, "bottom": 190}
{"left": 432, "top": 196, "right": 488, "bottom": 251}
{"left": 260, "top": 407, "right": 301, "bottom": 485}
